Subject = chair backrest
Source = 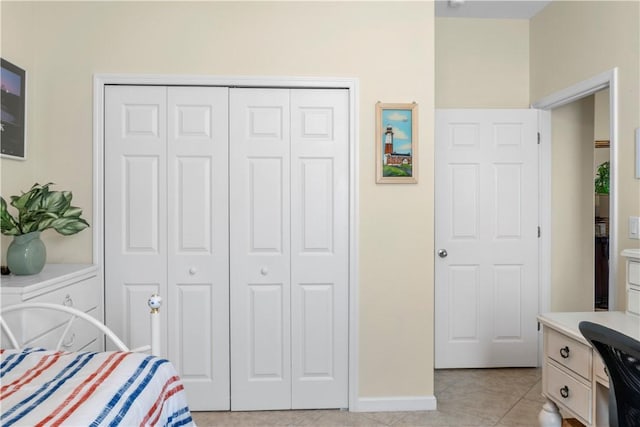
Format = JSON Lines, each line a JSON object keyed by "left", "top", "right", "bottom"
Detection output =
{"left": 579, "top": 321, "right": 640, "bottom": 427}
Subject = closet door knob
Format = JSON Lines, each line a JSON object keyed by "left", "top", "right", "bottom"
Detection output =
{"left": 189, "top": 267, "right": 197, "bottom": 275}
{"left": 260, "top": 267, "right": 268, "bottom": 276}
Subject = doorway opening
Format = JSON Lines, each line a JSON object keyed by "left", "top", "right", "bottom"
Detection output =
{"left": 593, "top": 88, "right": 611, "bottom": 310}
{"left": 533, "top": 68, "right": 619, "bottom": 314}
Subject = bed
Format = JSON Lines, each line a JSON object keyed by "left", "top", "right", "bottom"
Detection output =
{"left": 0, "top": 296, "right": 194, "bottom": 426}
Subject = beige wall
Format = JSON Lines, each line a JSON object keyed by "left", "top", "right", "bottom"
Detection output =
{"left": 435, "top": 18, "right": 530, "bottom": 108}
{"left": 531, "top": 0, "right": 640, "bottom": 310}
{"left": 0, "top": 1, "right": 435, "bottom": 399}
{"left": 550, "top": 96, "right": 595, "bottom": 312}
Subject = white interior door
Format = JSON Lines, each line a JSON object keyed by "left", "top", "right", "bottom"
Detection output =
{"left": 229, "top": 88, "right": 349, "bottom": 410}
{"left": 105, "top": 85, "right": 230, "bottom": 410}
{"left": 435, "top": 109, "right": 539, "bottom": 368}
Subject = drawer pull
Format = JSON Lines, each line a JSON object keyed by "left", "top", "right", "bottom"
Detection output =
{"left": 559, "top": 346, "right": 570, "bottom": 359}
{"left": 63, "top": 294, "right": 74, "bottom": 307}
{"left": 560, "top": 385, "right": 570, "bottom": 398}
{"left": 62, "top": 333, "right": 76, "bottom": 348}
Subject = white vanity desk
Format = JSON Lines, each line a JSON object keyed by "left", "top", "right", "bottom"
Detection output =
{"left": 537, "top": 249, "right": 640, "bottom": 427}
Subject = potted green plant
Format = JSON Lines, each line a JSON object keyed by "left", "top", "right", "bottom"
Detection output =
{"left": 594, "top": 161, "right": 610, "bottom": 195}
{"left": 0, "top": 183, "right": 89, "bottom": 275}
{"left": 594, "top": 161, "right": 610, "bottom": 220}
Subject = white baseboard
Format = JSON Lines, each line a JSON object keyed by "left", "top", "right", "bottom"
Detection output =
{"left": 352, "top": 395, "right": 437, "bottom": 412}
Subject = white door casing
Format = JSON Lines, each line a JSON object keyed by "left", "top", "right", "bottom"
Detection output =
{"left": 96, "top": 75, "right": 359, "bottom": 412}
{"left": 229, "top": 88, "right": 349, "bottom": 410}
{"left": 435, "top": 109, "right": 539, "bottom": 368}
{"left": 105, "top": 85, "right": 230, "bottom": 410}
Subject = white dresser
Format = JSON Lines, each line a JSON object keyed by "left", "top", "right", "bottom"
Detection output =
{"left": 0, "top": 264, "right": 102, "bottom": 352}
{"left": 538, "top": 249, "right": 640, "bottom": 426}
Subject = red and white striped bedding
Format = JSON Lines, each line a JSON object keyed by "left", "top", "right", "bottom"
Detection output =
{"left": 0, "top": 348, "right": 194, "bottom": 427}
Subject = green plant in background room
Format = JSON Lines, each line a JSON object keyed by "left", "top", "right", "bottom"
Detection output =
{"left": 0, "top": 183, "right": 89, "bottom": 275}
{"left": 595, "top": 161, "right": 610, "bottom": 194}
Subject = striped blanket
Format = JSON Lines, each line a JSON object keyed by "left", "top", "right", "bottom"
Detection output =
{"left": 0, "top": 348, "right": 194, "bottom": 427}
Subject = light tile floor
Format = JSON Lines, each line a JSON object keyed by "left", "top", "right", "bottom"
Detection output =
{"left": 191, "top": 367, "right": 580, "bottom": 426}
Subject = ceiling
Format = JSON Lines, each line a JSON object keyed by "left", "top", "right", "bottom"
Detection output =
{"left": 435, "top": 0, "right": 552, "bottom": 19}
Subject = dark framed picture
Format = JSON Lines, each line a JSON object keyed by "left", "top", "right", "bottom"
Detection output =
{"left": 1, "top": 58, "right": 27, "bottom": 160}
{"left": 375, "top": 102, "right": 418, "bottom": 183}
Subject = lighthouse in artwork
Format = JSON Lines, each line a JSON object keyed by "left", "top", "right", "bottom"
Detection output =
{"left": 383, "top": 125, "right": 393, "bottom": 165}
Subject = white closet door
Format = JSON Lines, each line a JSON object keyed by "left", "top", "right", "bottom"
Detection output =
{"left": 290, "top": 89, "right": 349, "bottom": 409}
{"left": 105, "top": 86, "right": 168, "bottom": 355}
{"left": 167, "top": 87, "right": 230, "bottom": 410}
{"left": 229, "top": 88, "right": 349, "bottom": 410}
{"left": 105, "top": 85, "right": 230, "bottom": 411}
{"left": 230, "top": 88, "right": 292, "bottom": 410}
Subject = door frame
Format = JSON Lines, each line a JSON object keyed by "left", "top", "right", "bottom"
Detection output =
{"left": 532, "top": 68, "right": 619, "bottom": 314}
{"left": 92, "top": 74, "right": 360, "bottom": 410}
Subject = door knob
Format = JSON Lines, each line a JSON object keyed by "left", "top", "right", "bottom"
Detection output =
{"left": 438, "top": 249, "right": 448, "bottom": 258}
{"left": 260, "top": 267, "right": 268, "bottom": 276}
{"left": 189, "top": 267, "right": 197, "bottom": 275}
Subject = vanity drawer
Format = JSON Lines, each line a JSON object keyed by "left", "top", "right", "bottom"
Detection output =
{"left": 546, "top": 328, "right": 592, "bottom": 380}
{"left": 545, "top": 362, "right": 592, "bottom": 424}
{"left": 593, "top": 353, "right": 609, "bottom": 387}
{"left": 629, "top": 260, "right": 640, "bottom": 286}
{"left": 628, "top": 286, "right": 640, "bottom": 316}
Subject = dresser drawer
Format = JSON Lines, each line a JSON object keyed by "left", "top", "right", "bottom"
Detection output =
{"left": 24, "top": 308, "right": 99, "bottom": 352}
{"left": 546, "top": 328, "right": 592, "bottom": 380}
{"left": 11, "top": 275, "right": 99, "bottom": 344}
{"left": 545, "top": 362, "right": 592, "bottom": 424}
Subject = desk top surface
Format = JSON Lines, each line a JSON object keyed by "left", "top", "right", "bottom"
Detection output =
{"left": 538, "top": 311, "right": 640, "bottom": 345}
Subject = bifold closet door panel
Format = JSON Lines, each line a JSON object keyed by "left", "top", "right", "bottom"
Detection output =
{"left": 290, "top": 89, "right": 349, "bottom": 409}
{"left": 105, "top": 85, "right": 230, "bottom": 411}
{"left": 230, "top": 88, "right": 292, "bottom": 411}
{"left": 167, "top": 86, "right": 230, "bottom": 410}
{"left": 104, "top": 85, "right": 169, "bottom": 356}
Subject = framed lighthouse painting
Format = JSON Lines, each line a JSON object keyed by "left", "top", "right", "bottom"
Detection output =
{"left": 375, "top": 102, "right": 418, "bottom": 183}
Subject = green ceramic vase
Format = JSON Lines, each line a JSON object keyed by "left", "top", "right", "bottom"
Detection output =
{"left": 7, "top": 231, "right": 47, "bottom": 275}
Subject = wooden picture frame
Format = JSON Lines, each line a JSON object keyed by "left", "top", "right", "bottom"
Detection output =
{"left": 376, "top": 102, "right": 417, "bottom": 183}
{"left": 1, "top": 58, "right": 27, "bottom": 160}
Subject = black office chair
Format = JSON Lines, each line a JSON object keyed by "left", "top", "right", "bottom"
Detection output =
{"left": 578, "top": 321, "right": 640, "bottom": 427}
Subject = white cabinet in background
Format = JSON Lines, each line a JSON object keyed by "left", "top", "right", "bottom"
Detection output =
{"left": 0, "top": 264, "right": 101, "bottom": 352}
{"left": 622, "top": 248, "right": 640, "bottom": 315}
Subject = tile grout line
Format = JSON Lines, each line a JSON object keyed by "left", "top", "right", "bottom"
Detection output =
{"left": 492, "top": 378, "right": 541, "bottom": 426}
